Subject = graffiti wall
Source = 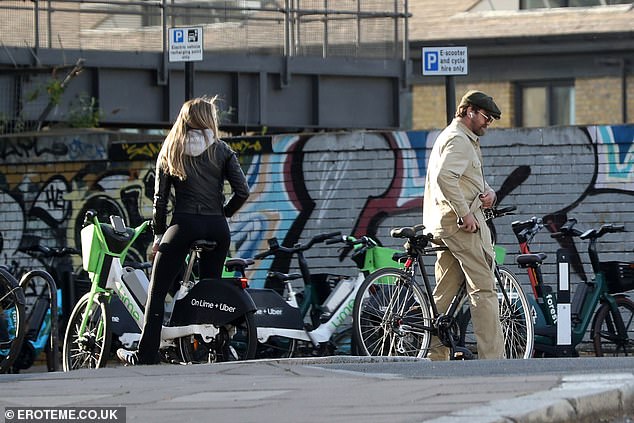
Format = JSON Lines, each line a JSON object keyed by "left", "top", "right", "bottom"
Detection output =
{"left": 1, "top": 125, "right": 633, "bottom": 313}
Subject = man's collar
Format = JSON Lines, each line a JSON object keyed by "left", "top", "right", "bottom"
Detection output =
{"left": 454, "top": 118, "right": 479, "bottom": 143}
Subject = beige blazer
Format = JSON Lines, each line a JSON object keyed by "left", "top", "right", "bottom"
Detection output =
{"left": 423, "top": 119, "right": 493, "bottom": 239}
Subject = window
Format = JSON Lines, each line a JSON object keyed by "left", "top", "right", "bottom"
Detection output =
{"left": 521, "top": 0, "right": 631, "bottom": 9}
{"left": 516, "top": 81, "right": 575, "bottom": 127}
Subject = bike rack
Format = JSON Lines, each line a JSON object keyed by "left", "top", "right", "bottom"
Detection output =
{"left": 19, "top": 270, "right": 59, "bottom": 372}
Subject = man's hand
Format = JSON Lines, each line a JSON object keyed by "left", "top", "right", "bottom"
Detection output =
{"left": 459, "top": 212, "right": 479, "bottom": 233}
{"left": 479, "top": 190, "right": 497, "bottom": 209}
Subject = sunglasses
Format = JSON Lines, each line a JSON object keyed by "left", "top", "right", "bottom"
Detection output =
{"left": 478, "top": 110, "right": 495, "bottom": 124}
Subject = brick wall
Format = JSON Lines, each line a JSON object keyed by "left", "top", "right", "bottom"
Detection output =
{"left": 576, "top": 77, "right": 623, "bottom": 125}
{"left": 413, "top": 83, "right": 513, "bottom": 130}
{"left": 413, "top": 77, "right": 632, "bottom": 130}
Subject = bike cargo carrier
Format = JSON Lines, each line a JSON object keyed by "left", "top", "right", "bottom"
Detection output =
{"left": 600, "top": 261, "right": 634, "bottom": 294}
{"left": 80, "top": 223, "right": 134, "bottom": 273}
{"left": 80, "top": 224, "right": 102, "bottom": 273}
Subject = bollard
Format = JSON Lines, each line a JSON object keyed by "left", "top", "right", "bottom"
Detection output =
{"left": 556, "top": 249, "right": 572, "bottom": 355}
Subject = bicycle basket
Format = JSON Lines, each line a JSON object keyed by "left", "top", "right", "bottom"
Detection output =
{"left": 80, "top": 225, "right": 102, "bottom": 272}
{"left": 599, "top": 261, "right": 634, "bottom": 294}
{"left": 365, "top": 246, "right": 403, "bottom": 271}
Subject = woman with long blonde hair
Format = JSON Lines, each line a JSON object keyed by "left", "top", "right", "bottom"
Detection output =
{"left": 117, "top": 96, "right": 250, "bottom": 365}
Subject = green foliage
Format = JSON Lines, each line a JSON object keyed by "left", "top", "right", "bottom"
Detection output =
{"left": 26, "top": 87, "right": 41, "bottom": 102}
{"left": 67, "top": 94, "right": 103, "bottom": 128}
{"left": 46, "top": 79, "right": 64, "bottom": 105}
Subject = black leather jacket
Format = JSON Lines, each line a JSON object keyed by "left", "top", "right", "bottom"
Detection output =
{"left": 152, "top": 140, "right": 250, "bottom": 235}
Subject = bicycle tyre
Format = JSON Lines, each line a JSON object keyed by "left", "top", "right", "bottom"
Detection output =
{"left": 0, "top": 267, "right": 26, "bottom": 373}
{"left": 497, "top": 266, "right": 534, "bottom": 359}
{"left": 256, "top": 336, "right": 297, "bottom": 359}
{"left": 178, "top": 311, "right": 257, "bottom": 363}
{"left": 592, "top": 296, "right": 634, "bottom": 357}
{"left": 456, "top": 267, "right": 534, "bottom": 359}
{"left": 62, "top": 292, "right": 112, "bottom": 371}
{"left": 353, "top": 268, "right": 432, "bottom": 357}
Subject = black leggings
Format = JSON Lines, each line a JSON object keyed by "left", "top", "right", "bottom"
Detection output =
{"left": 136, "top": 213, "right": 230, "bottom": 363}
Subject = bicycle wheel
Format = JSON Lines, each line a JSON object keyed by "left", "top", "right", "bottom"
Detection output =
{"left": 497, "top": 266, "right": 534, "bottom": 359}
{"left": 332, "top": 325, "right": 354, "bottom": 356}
{"left": 0, "top": 267, "right": 26, "bottom": 373}
{"left": 592, "top": 296, "right": 634, "bottom": 357}
{"left": 62, "top": 292, "right": 112, "bottom": 371}
{"left": 353, "top": 268, "right": 432, "bottom": 357}
{"left": 178, "top": 311, "right": 257, "bottom": 363}
{"left": 256, "top": 336, "right": 297, "bottom": 359}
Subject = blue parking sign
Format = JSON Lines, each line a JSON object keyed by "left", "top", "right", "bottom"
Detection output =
{"left": 424, "top": 51, "right": 439, "bottom": 72}
{"left": 173, "top": 29, "right": 184, "bottom": 43}
{"left": 422, "top": 47, "right": 468, "bottom": 76}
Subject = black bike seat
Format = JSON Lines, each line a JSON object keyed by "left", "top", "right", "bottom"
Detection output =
{"left": 516, "top": 253, "right": 547, "bottom": 267}
{"left": 225, "top": 258, "right": 255, "bottom": 273}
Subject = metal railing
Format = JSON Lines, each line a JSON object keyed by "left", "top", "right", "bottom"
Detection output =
{"left": 0, "top": 0, "right": 408, "bottom": 61}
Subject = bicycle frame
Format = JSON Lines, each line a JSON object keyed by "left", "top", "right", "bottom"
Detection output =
{"left": 253, "top": 233, "right": 404, "bottom": 349}
{"left": 256, "top": 273, "right": 365, "bottom": 345}
{"left": 407, "top": 242, "right": 468, "bottom": 335}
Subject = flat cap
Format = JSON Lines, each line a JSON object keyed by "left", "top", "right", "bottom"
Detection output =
{"left": 458, "top": 90, "right": 501, "bottom": 119}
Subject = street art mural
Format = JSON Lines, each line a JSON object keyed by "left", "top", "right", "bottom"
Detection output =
{"left": 1, "top": 125, "right": 633, "bottom": 315}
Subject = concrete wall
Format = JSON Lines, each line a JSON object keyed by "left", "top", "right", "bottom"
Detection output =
{"left": 1, "top": 125, "right": 633, "bottom": 315}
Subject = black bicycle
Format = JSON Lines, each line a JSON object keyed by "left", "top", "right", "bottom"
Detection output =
{"left": 353, "top": 208, "right": 534, "bottom": 359}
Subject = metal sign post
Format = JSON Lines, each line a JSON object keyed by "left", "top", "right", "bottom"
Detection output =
{"left": 168, "top": 26, "right": 203, "bottom": 101}
{"left": 422, "top": 46, "right": 468, "bottom": 124}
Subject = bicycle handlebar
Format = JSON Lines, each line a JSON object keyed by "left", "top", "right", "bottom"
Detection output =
{"left": 21, "top": 245, "right": 80, "bottom": 257}
{"left": 325, "top": 234, "right": 378, "bottom": 247}
{"left": 550, "top": 220, "right": 625, "bottom": 240}
{"left": 484, "top": 205, "right": 517, "bottom": 221}
{"left": 253, "top": 231, "right": 342, "bottom": 260}
{"left": 580, "top": 223, "right": 626, "bottom": 240}
{"left": 550, "top": 218, "right": 584, "bottom": 239}
{"left": 511, "top": 216, "right": 543, "bottom": 238}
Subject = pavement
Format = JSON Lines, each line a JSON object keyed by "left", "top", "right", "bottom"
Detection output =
{"left": 2, "top": 356, "right": 634, "bottom": 423}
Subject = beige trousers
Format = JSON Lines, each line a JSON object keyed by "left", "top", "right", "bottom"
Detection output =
{"left": 427, "top": 223, "right": 505, "bottom": 360}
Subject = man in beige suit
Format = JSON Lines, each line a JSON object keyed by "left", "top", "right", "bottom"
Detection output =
{"left": 422, "top": 90, "right": 504, "bottom": 360}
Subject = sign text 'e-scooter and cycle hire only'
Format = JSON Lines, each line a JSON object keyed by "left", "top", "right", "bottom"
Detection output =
{"left": 168, "top": 26, "right": 203, "bottom": 62}
{"left": 422, "top": 46, "right": 468, "bottom": 76}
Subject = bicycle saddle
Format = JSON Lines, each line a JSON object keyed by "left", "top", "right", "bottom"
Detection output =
{"left": 516, "top": 253, "right": 547, "bottom": 267}
{"left": 225, "top": 258, "right": 255, "bottom": 273}
{"left": 390, "top": 224, "right": 425, "bottom": 239}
